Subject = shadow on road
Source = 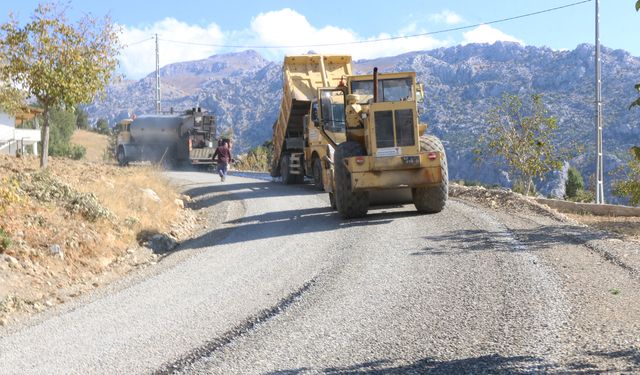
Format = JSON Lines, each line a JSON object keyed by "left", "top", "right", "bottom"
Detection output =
{"left": 413, "top": 226, "right": 611, "bottom": 255}
{"left": 265, "top": 347, "right": 640, "bottom": 374}
{"left": 266, "top": 354, "right": 548, "bottom": 374}
{"left": 184, "top": 181, "right": 314, "bottom": 208}
{"left": 178, "top": 206, "right": 419, "bottom": 250}
{"left": 176, "top": 179, "right": 431, "bottom": 251}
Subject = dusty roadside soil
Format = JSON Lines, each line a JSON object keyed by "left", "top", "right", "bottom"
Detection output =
{"left": 450, "top": 184, "right": 640, "bottom": 240}
{"left": 0, "top": 155, "right": 203, "bottom": 327}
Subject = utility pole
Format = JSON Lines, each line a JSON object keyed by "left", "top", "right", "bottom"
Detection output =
{"left": 155, "top": 33, "right": 161, "bottom": 114}
{"left": 595, "top": 0, "right": 605, "bottom": 203}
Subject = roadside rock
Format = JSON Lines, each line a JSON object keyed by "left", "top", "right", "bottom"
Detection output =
{"left": 144, "top": 234, "right": 178, "bottom": 253}
{"left": 174, "top": 199, "right": 185, "bottom": 209}
{"left": 4, "top": 255, "right": 19, "bottom": 267}
{"left": 141, "top": 188, "right": 161, "bottom": 203}
{"left": 49, "top": 244, "right": 64, "bottom": 260}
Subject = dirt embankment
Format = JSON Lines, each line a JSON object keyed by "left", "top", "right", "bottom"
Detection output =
{"left": 0, "top": 154, "right": 196, "bottom": 326}
{"left": 450, "top": 184, "right": 640, "bottom": 240}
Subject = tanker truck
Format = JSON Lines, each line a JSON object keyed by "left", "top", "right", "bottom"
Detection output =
{"left": 115, "top": 108, "right": 217, "bottom": 167}
{"left": 271, "top": 54, "right": 352, "bottom": 188}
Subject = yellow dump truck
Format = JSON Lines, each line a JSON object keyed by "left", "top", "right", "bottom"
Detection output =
{"left": 270, "top": 55, "right": 352, "bottom": 188}
{"left": 271, "top": 55, "right": 448, "bottom": 219}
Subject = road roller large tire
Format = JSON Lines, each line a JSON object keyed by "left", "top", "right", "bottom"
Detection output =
{"left": 413, "top": 135, "right": 448, "bottom": 214}
{"left": 334, "top": 142, "right": 369, "bottom": 219}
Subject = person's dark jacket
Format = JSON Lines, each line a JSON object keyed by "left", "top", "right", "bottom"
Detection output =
{"left": 212, "top": 145, "right": 232, "bottom": 165}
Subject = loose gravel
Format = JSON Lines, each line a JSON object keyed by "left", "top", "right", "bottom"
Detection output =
{"left": 1, "top": 174, "right": 638, "bottom": 374}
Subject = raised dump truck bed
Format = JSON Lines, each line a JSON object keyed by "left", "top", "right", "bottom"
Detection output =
{"left": 270, "top": 55, "right": 352, "bottom": 182}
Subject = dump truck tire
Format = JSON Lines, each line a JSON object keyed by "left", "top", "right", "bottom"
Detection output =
{"left": 313, "top": 156, "right": 324, "bottom": 190}
{"left": 335, "top": 141, "right": 369, "bottom": 219}
{"left": 413, "top": 135, "right": 448, "bottom": 213}
{"left": 329, "top": 192, "right": 337, "bottom": 210}
{"left": 280, "top": 154, "right": 295, "bottom": 184}
{"left": 117, "top": 146, "right": 129, "bottom": 167}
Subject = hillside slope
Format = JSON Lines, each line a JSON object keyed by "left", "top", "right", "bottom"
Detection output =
{"left": 71, "top": 130, "right": 109, "bottom": 163}
{"left": 0, "top": 155, "right": 191, "bottom": 326}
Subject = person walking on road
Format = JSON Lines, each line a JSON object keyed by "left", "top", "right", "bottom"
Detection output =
{"left": 212, "top": 140, "right": 232, "bottom": 182}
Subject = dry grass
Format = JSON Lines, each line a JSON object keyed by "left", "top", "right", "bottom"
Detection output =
{"left": 71, "top": 130, "right": 109, "bottom": 162}
{"left": 0, "top": 154, "right": 184, "bottom": 320}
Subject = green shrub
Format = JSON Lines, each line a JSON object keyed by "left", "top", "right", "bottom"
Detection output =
{"left": 570, "top": 189, "right": 595, "bottom": 203}
{"left": 0, "top": 227, "right": 11, "bottom": 252}
{"left": 234, "top": 141, "right": 273, "bottom": 172}
{"left": 565, "top": 166, "right": 585, "bottom": 199}
{"left": 18, "top": 172, "right": 111, "bottom": 221}
{"left": 50, "top": 143, "right": 86, "bottom": 160}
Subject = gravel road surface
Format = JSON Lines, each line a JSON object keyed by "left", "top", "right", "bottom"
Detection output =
{"left": 1, "top": 172, "right": 638, "bottom": 374}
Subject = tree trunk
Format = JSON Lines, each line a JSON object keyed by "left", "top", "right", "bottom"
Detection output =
{"left": 525, "top": 176, "right": 533, "bottom": 196}
{"left": 40, "top": 105, "right": 50, "bottom": 168}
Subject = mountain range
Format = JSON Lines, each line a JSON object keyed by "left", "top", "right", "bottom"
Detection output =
{"left": 86, "top": 42, "right": 640, "bottom": 199}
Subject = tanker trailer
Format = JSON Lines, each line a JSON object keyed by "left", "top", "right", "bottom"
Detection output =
{"left": 116, "top": 108, "right": 217, "bottom": 167}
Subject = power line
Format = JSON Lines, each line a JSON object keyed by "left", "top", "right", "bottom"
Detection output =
{"left": 159, "top": 0, "right": 592, "bottom": 49}
{"left": 124, "top": 37, "right": 154, "bottom": 48}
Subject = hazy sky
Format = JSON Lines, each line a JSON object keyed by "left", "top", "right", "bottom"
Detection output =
{"left": 1, "top": 1, "right": 637, "bottom": 79}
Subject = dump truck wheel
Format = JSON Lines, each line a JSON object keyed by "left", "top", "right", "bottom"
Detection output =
{"left": 313, "top": 156, "right": 324, "bottom": 190}
{"left": 117, "top": 146, "right": 129, "bottom": 167}
{"left": 280, "top": 154, "right": 294, "bottom": 184}
{"left": 413, "top": 135, "right": 448, "bottom": 213}
{"left": 329, "top": 192, "right": 337, "bottom": 210}
{"left": 335, "top": 141, "right": 369, "bottom": 219}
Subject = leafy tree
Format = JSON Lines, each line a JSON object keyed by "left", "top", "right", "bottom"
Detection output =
{"left": 0, "top": 81, "right": 24, "bottom": 115}
{"left": 477, "top": 93, "right": 564, "bottom": 196}
{"left": 103, "top": 128, "right": 118, "bottom": 162}
{"left": 618, "top": 1, "right": 640, "bottom": 204}
{"left": 49, "top": 107, "right": 75, "bottom": 154}
{"left": 95, "top": 118, "right": 110, "bottom": 135}
{"left": 512, "top": 177, "right": 537, "bottom": 196}
{"left": 613, "top": 147, "right": 640, "bottom": 206}
{"left": 0, "top": 3, "right": 121, "bottom": 168}
{"left": 48, "top": 107, "right": 86, "bottom": 160}
{"left": 565, "top": 166, "right": 585, "bottom": 199}
{"left": 76, "top": 107, "right": 89, "bottom": 130}
{"left": 632, "top": 2, "right": 640, "bottom": 109}
{"left": 235, "top": 140, "right": 273, "bottom": 171}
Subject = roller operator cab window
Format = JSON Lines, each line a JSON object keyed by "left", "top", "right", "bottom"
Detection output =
{"left": 319, "top": 90, "right": 346, "bottom": 133}
{"left": 350, "top": 78, "right": 413, "bottom": 103}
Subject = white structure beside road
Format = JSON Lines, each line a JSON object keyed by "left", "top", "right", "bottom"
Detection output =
{"left": 0, "top": 107, "right": 42, "bottom": 156}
